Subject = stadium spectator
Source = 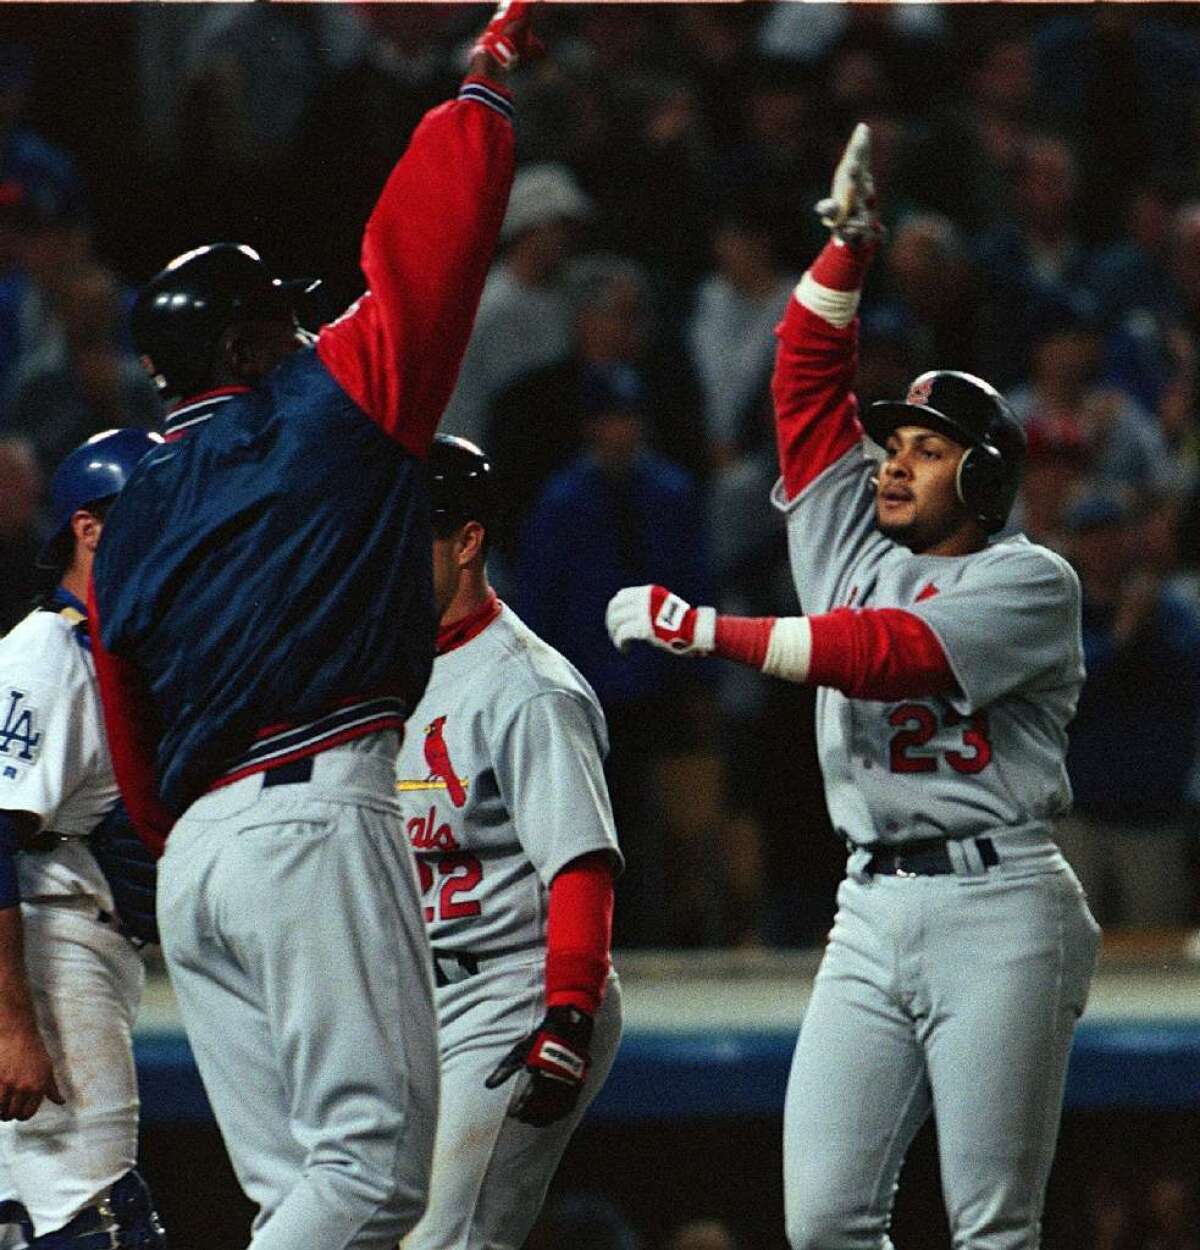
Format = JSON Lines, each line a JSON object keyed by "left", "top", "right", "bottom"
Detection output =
{"left": 488, "top": 253, "right": 705, "bottom": 574}
{"left": 1010, "top": 417, "right": 1093, "bottom": 554}
{"left": 0, "top": 179, "right": 91, "bottom": 413}
{"left": 516, "top": 362, "right": 714, "bottom": 946}
{"left": 3, "top": 261, "right": 161, "bottom": 477}
{"left": 1033, "top": 9, "right": 1200, "bottom": 234}
{"left": 289, "top": 5, "right": 463, "bottom": 288}
{"left": 0, "top": 44, "right": 87, "bottom": 227}
{"left": 1006, "top": 289, "right": 1172, "bottom": 504}
{"left": 441, "top": 161, "right": 593, "bottom": 449}
{"left": 1057, "top": 493, "right": 1200, "bottom": 928}
{"left": 905, "top": 35, "right": 1034, "bottom": 231}
{"left": 874, "top": 211, "right": 985, "bottom": 375}
{"left": 687, "top": 211, "right": 797, "bottom": 464}
{"left": 974, "top": 133, "right": 1094, "bottom": 387}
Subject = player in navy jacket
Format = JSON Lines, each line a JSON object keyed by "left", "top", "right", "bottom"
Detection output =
{"left": 88, "top": 9, "right": 534, "bottom": 1250}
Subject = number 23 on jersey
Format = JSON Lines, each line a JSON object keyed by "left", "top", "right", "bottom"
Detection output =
{"left": 887, "top": 703, "right": 992, "bottom": 775}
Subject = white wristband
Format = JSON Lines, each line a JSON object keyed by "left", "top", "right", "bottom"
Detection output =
{"left": 692, "top": 606, "right": 717, "bottom": 654}
{"left": 762, "top": 616, "right": 813, "bottom": 683}
{"left": 796, "top": 272, "right": 861, "bottom": 329}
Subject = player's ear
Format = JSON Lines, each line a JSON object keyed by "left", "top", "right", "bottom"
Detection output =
{"left": 70, "top": 508, "right": 104, "bottom": 552}
{"left": 457, "top": 520, "right": 486, "bottom": 567}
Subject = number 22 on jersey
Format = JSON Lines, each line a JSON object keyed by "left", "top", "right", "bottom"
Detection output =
{"left": 417, "top": 854, "right": 484, "bottom": 922}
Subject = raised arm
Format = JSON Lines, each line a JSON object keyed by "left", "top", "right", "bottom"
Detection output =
{"left": 315, "top": 3, "right": 536, "bottom": 457}
{"left": 774, "top": 124, "right": 883, "bottom": 500}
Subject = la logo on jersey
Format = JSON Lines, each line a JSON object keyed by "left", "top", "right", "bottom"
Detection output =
{"left": 422, "top": 716, "right": 468, "bottom": 808}
{"left": 0, "top": 689, "right": 41, "bottom": 763}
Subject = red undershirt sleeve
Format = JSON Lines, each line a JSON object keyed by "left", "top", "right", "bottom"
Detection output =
{"left": 544, "top": 851, "right": 615, "bottom": 1016}
{"left": 807, "top": 607, "right": 957, "bottom": 701}
{"left": 88, "top": 576, "right": 175, "bottom": 858}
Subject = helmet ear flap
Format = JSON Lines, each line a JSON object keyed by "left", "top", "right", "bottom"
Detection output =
{"left": 956, "top": 442, "right": 1012, "bottom": 533}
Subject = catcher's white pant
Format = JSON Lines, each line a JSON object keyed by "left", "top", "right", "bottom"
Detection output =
{"left": 158, "top": 735, "right": 439, "bottom": 1250}
{"left": 0, "top": 902, "right": 144, "bottom": 1236}
{"left": 783, "top": 843, "right": 1100, "bottom": 1250}
{"left": 402, "top": 958, "right": 622, "bottom": 1250}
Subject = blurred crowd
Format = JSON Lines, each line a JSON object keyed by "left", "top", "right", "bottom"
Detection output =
{"left": 3, "top": 3, "right": 1200, "bottom": 948}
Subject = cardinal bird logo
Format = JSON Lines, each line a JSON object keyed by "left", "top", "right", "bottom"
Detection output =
{"left": 423, "top": 716, "right": 468, "bottom": 808}
{"left": 907, "top": 376, "right": 934, "bottom": 406}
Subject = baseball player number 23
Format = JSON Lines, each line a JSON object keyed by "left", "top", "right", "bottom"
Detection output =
{"left": 417, "top": 854, "right": 484, "bottom": 921}
{"left": 887, "top": 704, "right": 992, "bottom": 775}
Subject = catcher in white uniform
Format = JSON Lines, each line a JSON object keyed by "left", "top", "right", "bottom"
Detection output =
{"left": 0, "top": 430, "right": 165, "bottom": 1250}
{"left": 608, "top": 128, "right": 1100, "bottom": 1249}
{"left": 396, "top": 435, "right": 623, "bottom": 1250}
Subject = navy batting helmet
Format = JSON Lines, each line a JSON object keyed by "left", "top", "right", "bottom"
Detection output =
{"left": 36, "top": 428, "right": 164, "bottom": 568}
{"left": 428, "top": 434, "right": 493, "bottom": 537}
{"left": 130, "top": 243, "right": 319, "bottom": 399}
{"left": 865, "top": 370, "right": 1026, "bottom": 533}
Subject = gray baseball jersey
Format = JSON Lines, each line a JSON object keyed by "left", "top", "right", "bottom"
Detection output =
{"left": 396, "top": 603, "right": 623, "bottom": 953}
{"left": 769, "top": 283, "right": 1099, "bottom": 1250}
{"left": 395, "top": 602, "right": 623, "bottom": 1250}
{"left": 771, "top": 444, "right": 1085, "bottom": 845}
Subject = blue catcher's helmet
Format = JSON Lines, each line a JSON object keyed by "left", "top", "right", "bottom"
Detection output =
{"left": 36, "top": 427, "right": 164, "bottom": 569}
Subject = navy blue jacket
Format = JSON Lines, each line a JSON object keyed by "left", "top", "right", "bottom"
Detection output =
{"left": 90, "top": 81, "right": 515, "bottom": 830}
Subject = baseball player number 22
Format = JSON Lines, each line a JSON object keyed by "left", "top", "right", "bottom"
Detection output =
{"left": 417, "top": 854, "right": 484, "bottom": 921}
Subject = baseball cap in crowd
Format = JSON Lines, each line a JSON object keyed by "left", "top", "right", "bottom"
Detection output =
{"left": 578, "top": 361, "right": 646, "bottom": 419}
{"left": 1063, "top": 491, "right": 1129, "bottom": 534}
{"left": 1024, "top": 415, "right": 1091, "bottom": 465}
{"left": 500, "top": 162, "right": 593, "bottom": 244}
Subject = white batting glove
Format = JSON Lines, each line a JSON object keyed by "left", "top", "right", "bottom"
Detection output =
{"left": 815, "top": 123, "right": 884, "bottom": 247}
{"left": 606, "top": 585, "right": 716, "bottom": 657}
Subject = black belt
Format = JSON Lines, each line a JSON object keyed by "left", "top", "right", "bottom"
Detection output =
{"left": 262, "top": 757, "right": 315, "bottom": 786}
{"left": 429, "top": 941, "right": 539, "bottom": 988}
{"left": 860, "top": 835, "right": 998, "bottom": 877}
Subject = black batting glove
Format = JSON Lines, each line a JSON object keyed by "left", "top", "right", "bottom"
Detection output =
{"left": 484, "top": 1005, "right": 593, "bottom": 1127}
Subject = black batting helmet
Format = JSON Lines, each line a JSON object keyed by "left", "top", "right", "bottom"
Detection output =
{"left": 864, "top": 370, "right": 1026, "bottom": 533}
{"left": 130, "top": 243, "right": 319, "bottom": 399}
{"left": 428, "top": 434, "right": 493, "bottom": 537}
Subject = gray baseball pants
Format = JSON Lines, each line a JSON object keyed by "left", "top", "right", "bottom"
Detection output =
{"left": 157, "top": 734, "right": 438, "bottom": 1250}
{"left": 784, "top": 840, "right": 1100, "bottom": 1250}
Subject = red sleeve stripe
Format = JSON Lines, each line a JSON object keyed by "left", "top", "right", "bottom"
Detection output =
{"left": 807, "top": 607, "right": 957, "bottom": 701}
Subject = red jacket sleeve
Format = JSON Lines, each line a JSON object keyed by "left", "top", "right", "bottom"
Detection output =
{"left": 87, "top": 576, "right": 174, "bottom": 858}
{"left": 544, "top": 851, "right": 615, "bottom": 1015}
{"left": 316, "top": 78, "right": 516, "bottom": 458}
{"left": 808, "top": 607, "right": 958, "bottom": 701}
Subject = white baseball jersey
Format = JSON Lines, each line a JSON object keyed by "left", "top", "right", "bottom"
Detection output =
{"left": 772, "top": 444, "right": 1085, "bottom": 845}
{"left": 0, "top": 605, "right": 118, "bottom": 910}
{"left": 395, "top": 603, "right": 623, "bottom": 953}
